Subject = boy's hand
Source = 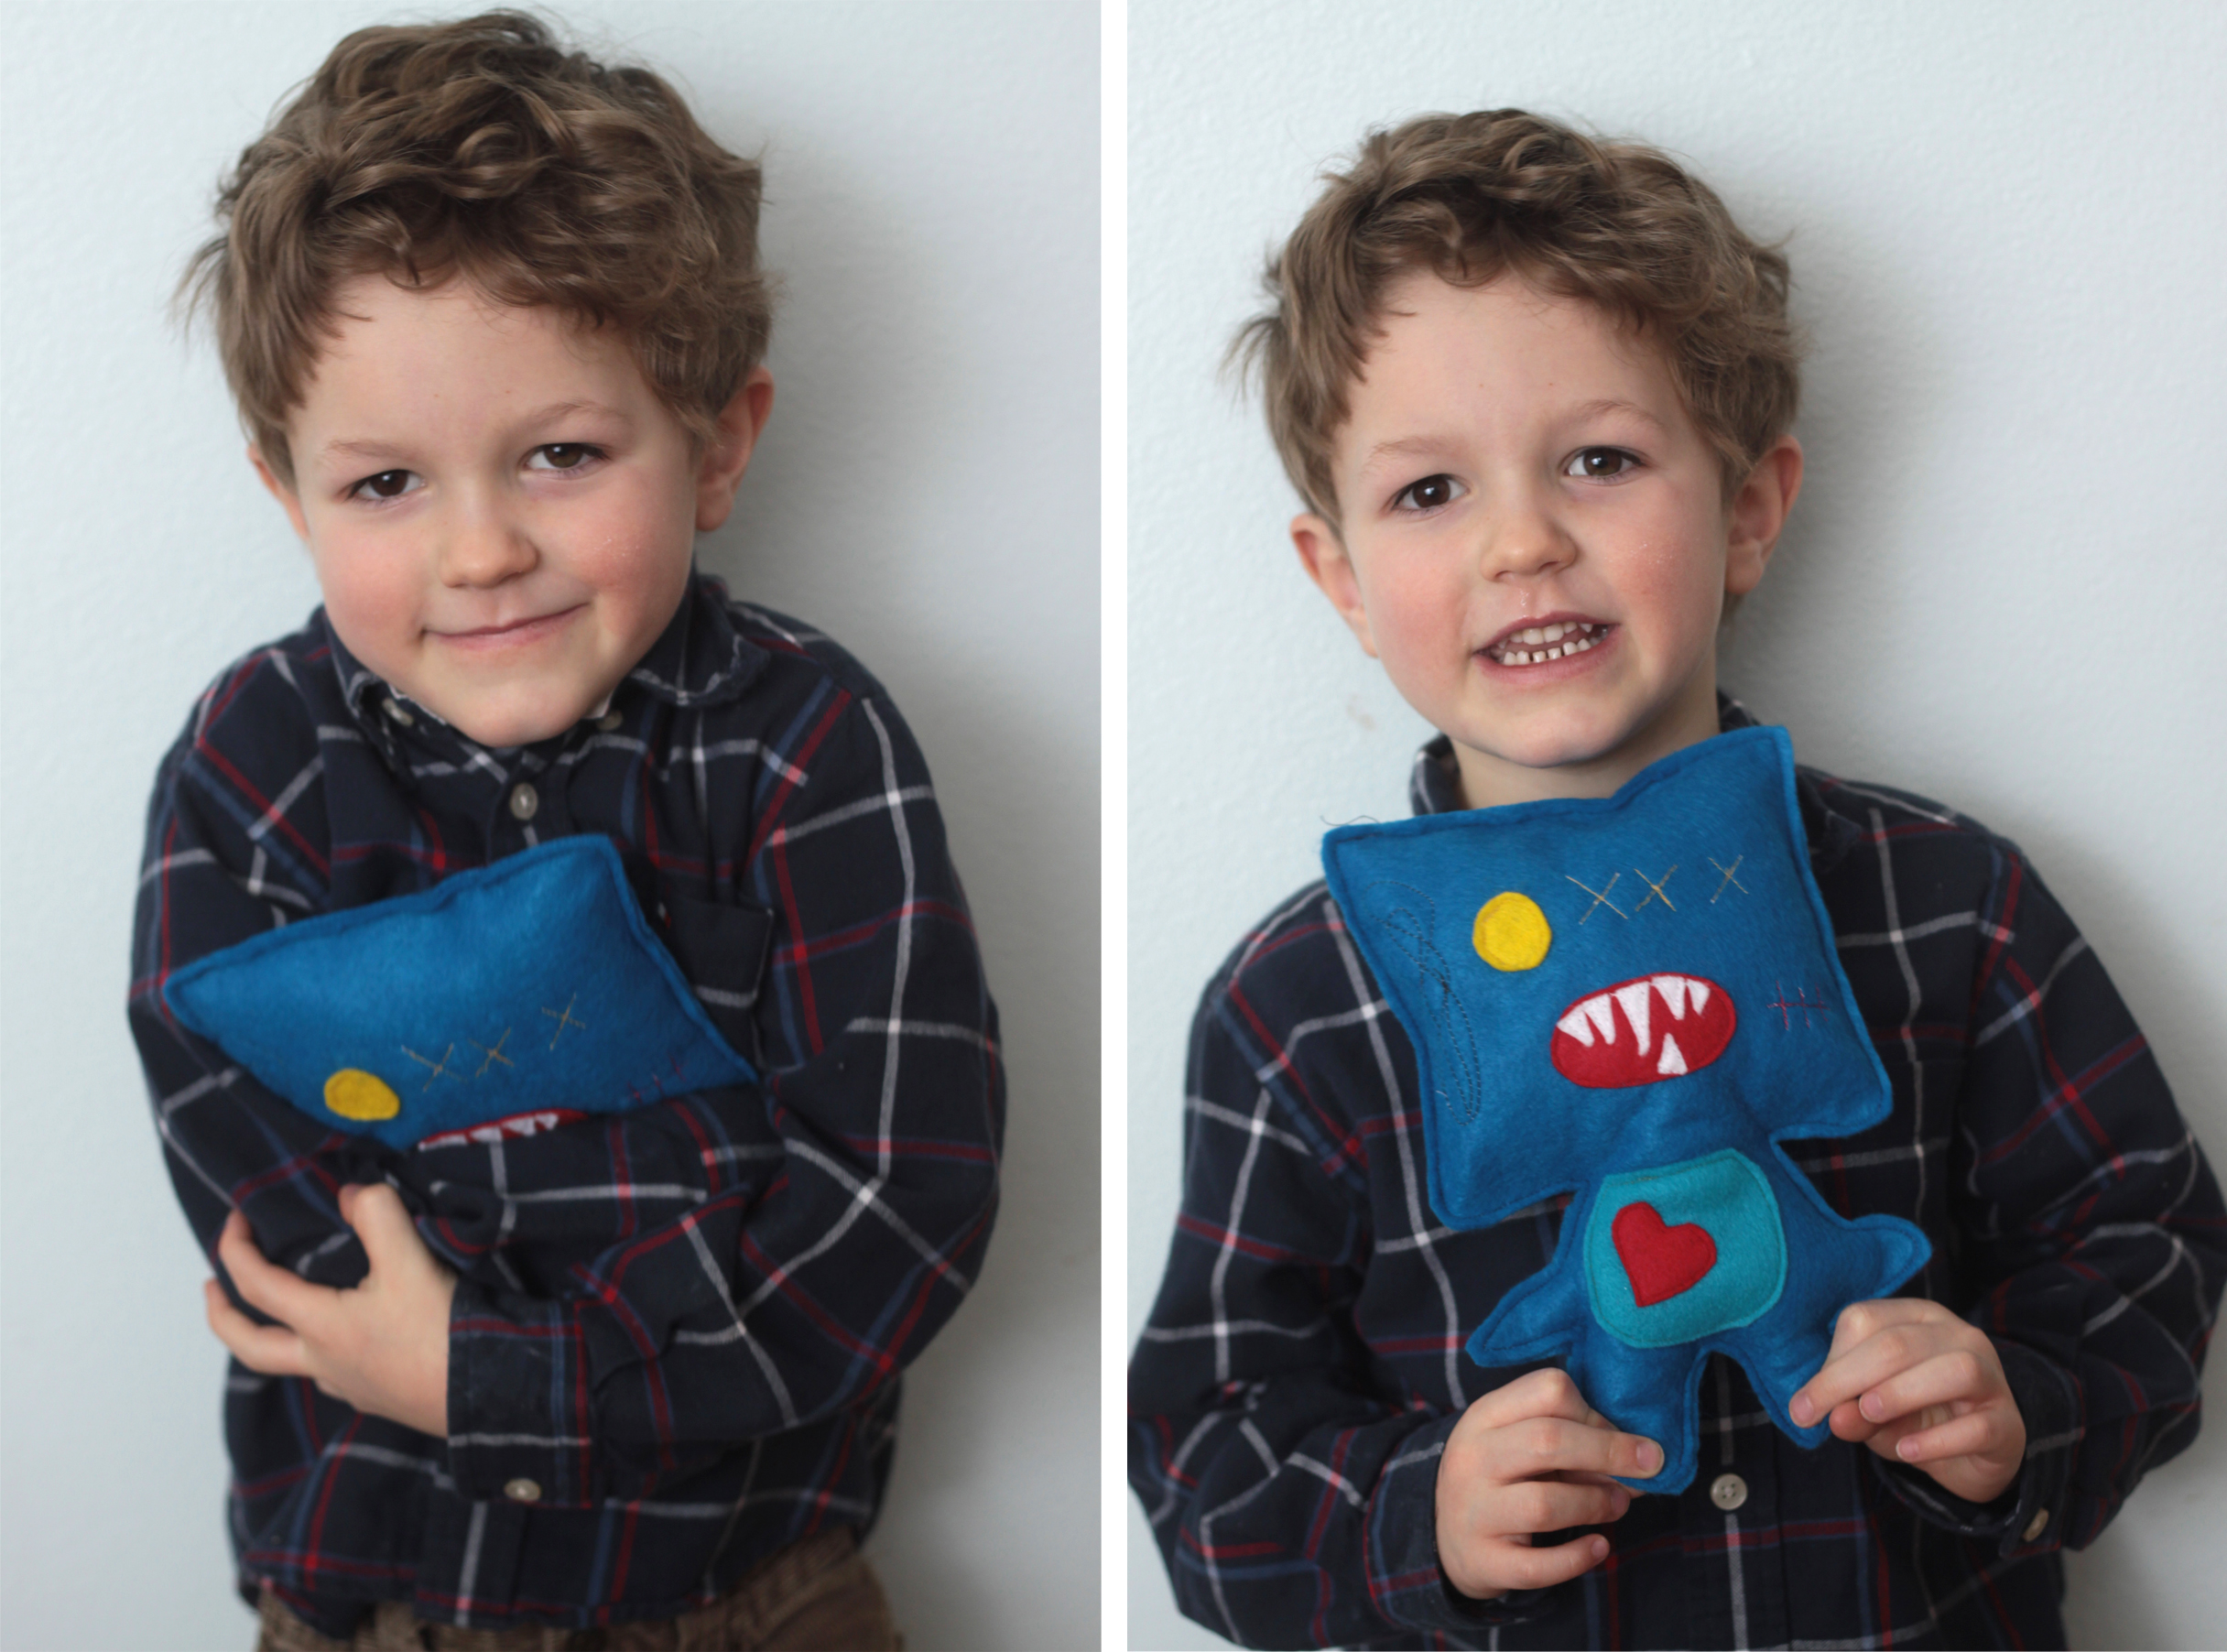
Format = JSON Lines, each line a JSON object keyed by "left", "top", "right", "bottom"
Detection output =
{"left": 207, "top": 1183, "right": 456, "bottom": 1439}
{"left": 1435, "top": 1368, "right": 1660, "bottom": 1601}
{"left": 1790, "top": 1298, "right": 2026, "bottom": 1505}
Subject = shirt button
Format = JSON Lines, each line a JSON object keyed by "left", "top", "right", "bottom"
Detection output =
{"left": 503, "top": 1477, "right": 541, "bottom": 1504}
{"left": 382, "top": 698, "right": 416, "bottom": 727}
{"left": 1709, "top": 1473, "right": 1748, "bottom": 1511}
{"left": 2023, "top": 1506, "right": 2049, "bottom": 1543}
{"left": 507, "top": 783, "right": 539, "bottom": 822}
{"left": 595, "top": 710, "right": 624, "bottom": 733}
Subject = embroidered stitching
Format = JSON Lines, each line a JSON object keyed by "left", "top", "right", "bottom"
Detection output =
{"left": 402, "top": 1043, "right": 459, "bottom": 1090}
{"left": 1767, "top": 983, "right": 1830, "bottom": 1029}
{"left": 468, "top": 1028, "right": 515, "bottom": 1077}
{"left": 1709, "top": 855, "right": 1747, "bottom": 902}
{"left": 1567, "top": 873, "right": 1626, "bottom": 922}
{"left": 1633, "top": 865, "right": 1679, "bottom": 913}
{"left": 540, "top": 994, "right": 588, "bottom": 1049}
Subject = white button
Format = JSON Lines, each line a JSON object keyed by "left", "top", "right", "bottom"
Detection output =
{"left": 382, "top": 699, "right": 415, "bottom": 727}
{"left": 1709, "top": 1473, "right": 1748, "bottom": 1511}
{"left": 2023, "top": 1506, "right": 2048, "bottom": 1543}
{"left": 507, "top": 783, "right": 539, "bottom": 821}
{"left": 503, "top": 1477, "right": 541, "bottom": 1504}
{"left": 596, "top": 710, "right": 624, "bottom": 733}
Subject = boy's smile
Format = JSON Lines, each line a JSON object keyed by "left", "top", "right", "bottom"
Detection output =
{"left": 255, "top": 277, "right": 770, "bottom": 749}
{"left": 1293, "top": 275, "right": 1800, "bottom": 810}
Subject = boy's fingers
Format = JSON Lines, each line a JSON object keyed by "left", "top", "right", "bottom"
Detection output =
{"left": 1492, "top": 1532, "right": 1613, "bottom": 1592}
{"left": 1485, "top": 1477, "right": 1630, "bottom": 1538}
{"left": 1493, "top": 1417, "right": 1663, "bottom": 1482}
{"left": 343, "top": 1182, "right": 421, "bottom": 1262}
{"left": 1890, "top": 1407, "right": 2002, "bottom": 1465}
{"left": 1855, "top": 1349, "right": 1994, "bottom": 1426}
{"left": 1472, "top": 1367, "right": 1602, "bottom": 1430}
{"left": 204, "top": 1278, "right": 311, "bottom": 1377}
{"left": 1793, "top": 1318, "right": 1953, "bottom": 1426}
{"left": 217, "top": 1211, "right": 331, "bottom": 1331}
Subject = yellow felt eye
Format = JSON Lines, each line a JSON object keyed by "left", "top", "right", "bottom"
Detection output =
{"left": 324, "top": 1069, "right": 401, "bottom": 1121}
{"left": 1473, "top": 891, "right": 1551, "bottom": 972}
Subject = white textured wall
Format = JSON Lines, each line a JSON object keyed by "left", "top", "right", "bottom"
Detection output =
{"left": 1125, "top": 2, "right": 2227, "bottom": 1647}
{"left": 0, "top": 4, "right": 1097, "bottom": 1648}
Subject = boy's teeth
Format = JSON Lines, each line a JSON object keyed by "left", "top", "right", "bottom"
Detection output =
{"left": 1491, "top": 622, "right": 1604, "bottom": 666}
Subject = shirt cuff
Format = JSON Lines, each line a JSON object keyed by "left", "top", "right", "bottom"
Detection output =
{"left": 1869, "top": 1337, "right": 2079, "bottom": 1557}
{"left": 1364, "top": 1411, "right": 1563, "bottom": 1635}
{"left": 445, "top": 1276, "right": 594, "bottom": 1506}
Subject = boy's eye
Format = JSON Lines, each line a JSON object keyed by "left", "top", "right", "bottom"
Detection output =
{"left": 1566, "top": 447, "right": 1638, "bottom": 480}
{"left": 350, "top": 469, "right": 419, "bottom": 501}
{"left": 1392, "top": 473, "right": 1465, "bottom": 512}
{"left": 527, "top": 443, "right": 603, "bottom": 472}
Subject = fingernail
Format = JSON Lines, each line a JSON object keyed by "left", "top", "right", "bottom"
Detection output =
{"left": 1591, "top": 1537, "right": 1609, "bottom": 1560}
{"left": 1637, "top": 1440, "right": 1662, "bottom": 1473}
{"left": 1897, "top": 1438, "right": 1918, "bottom": 1461}
{"left": 1861, "top": 1393, "right": 1885, "bottom": 1422}
{"left": 1790, "top": 1394, "right": 1815, "bottom": 1426}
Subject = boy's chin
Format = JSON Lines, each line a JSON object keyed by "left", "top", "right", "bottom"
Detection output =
{"left": 426, "top": 691, "right": 602, "bottom": 750}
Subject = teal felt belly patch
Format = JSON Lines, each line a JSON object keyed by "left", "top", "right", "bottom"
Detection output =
{"left": 162, "top": 835, "right": 755, "bottom": 1152}
{"left": 1321, "top": 728, "right": 1929, "bottom": 1492}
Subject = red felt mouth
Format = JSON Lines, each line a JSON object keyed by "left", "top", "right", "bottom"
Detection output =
{"left": 418, "top": 1108, "right": 585, "bottom": 1150}
{"left": 1550, "top": 973, "right": 1735, "bottom": 1088}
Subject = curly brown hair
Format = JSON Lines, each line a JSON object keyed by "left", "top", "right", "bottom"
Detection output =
{"left": 1233, "top": 110, "right": 1801, "bottom": 523}
{"left": 179, "top": 9, "right": 772, "bottom": 486}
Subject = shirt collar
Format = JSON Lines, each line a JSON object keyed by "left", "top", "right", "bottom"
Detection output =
{"left": 323, "top": 570, "right": 766, "bottom": 777}
{"left": 1404, "top": 692, "right": 1861, "bottom": 872}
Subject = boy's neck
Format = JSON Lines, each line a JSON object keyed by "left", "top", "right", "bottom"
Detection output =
{"left": 1450, "top": 667, "right": 1723, "bottom": 811}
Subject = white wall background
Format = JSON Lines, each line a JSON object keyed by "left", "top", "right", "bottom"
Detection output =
{"left": 1125, "top": 2, "right": 2227, "bottom": 1647}
{"left": 0, "top": 4, "right": 1097, "bottom": 1648}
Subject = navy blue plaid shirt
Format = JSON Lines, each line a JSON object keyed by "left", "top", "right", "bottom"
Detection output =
{"left": 130, "top": 574, "right": 1002, "bottom": 1637}
{"left": 1130, "top": 701, "right": 2223, "bottom": 1649}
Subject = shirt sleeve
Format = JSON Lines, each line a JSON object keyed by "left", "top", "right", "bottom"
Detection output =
{"left": 443, "top": 689, "right": 1004, "bottom": 1505}
{"left": 1879, "top": 847, "right": 2225, "bottom": 1554}
{"left": 1127, "top": 960, "right": 1550, "bottom": 1648}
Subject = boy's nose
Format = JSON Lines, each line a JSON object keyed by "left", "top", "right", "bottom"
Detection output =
{"left": 1476, "top": 503, "right": 1575, "bottom": 582}
{"left": 437, "top": 507, "right": 539, "bottom": 587}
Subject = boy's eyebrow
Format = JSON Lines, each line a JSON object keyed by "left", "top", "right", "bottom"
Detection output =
{"left": 316, "top": 401, "right": 636, "bottom": 466}
{"left": 1356, "top": 400, "right": 1670, "bottom": 474}
{"left": 1568, "top": 397, "right": 1669, "bottom": 431}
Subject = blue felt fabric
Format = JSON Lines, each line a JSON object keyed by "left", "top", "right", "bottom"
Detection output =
{"left": 1320, "top": 727, "right": 1929, "bottom": 1491}
{"left": 163, "top": 835, "right": 755, "bottom": 1152}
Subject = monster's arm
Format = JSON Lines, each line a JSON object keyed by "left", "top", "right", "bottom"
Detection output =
{"left": 1904, "top": 849, "right": 2225, "bottom": 1551}
{"left": 1128, "top": 961, "right": 1553, "bottom": 1648}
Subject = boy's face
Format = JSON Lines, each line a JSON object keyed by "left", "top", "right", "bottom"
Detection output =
{"left": 1293, "top": 275, "right": 1800, "bottom": 809}
{"left": 254, "top": 277, "right": 772, "bottom": 749}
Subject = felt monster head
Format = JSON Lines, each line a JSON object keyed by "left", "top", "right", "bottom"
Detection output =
{"left": 163, "top": 835, "right": 755, "bottom": 1153}
{"left": 1322, "top": 727, "right": 1928, "bottom": 1492}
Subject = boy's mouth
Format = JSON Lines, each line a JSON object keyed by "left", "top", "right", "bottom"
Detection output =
{"left": 1483, "top": 617, "right": 1613, "bottom": 667}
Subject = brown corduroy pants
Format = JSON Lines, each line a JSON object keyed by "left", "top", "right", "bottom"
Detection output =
{"left": 254, "top": 1527, "right": 899, "bottom": 1652}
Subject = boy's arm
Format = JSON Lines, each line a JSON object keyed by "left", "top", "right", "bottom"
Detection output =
{"left": 438, "top": 689, "right": 1003, "bottom": 1505}
{"left": 1871, "top": 848, "right": 2224, "bottom": 1550}
{"left": 1129, "top": 962, "right": 1564, "bottom": 1648}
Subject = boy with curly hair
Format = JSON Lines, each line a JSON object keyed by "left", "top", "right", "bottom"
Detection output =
{"left": 1128, "top": 110, "right": 2222, "bottom": 1648}
{"left": 131, "top": 13, "right": 999, "bottom": 1647}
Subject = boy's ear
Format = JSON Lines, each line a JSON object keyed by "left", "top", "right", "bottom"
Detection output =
{"left": 696, "top": 366, "right": 776, "bottom": 533}
{"left": 1292, "top": 512, "right": 1379, "bottom": 658}
{"left": 248, "top": 444, "right": 311, "bottom": 543}
{"left": 1725, "top": 434, "right": 1803, "bottom": 596}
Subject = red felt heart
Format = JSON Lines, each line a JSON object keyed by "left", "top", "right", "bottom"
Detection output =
{"left": 1612, "top": 1201, "right": 1717, "bottom": 1307}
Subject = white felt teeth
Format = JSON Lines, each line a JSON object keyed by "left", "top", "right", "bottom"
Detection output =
{"left": 1557, "top": 1005, "right": 1597, "bottom": 1048}
{"left": 1583, "top": 994, "right": 1618, "bottom": 1044}
{"left": 1612, "top": 983, "right": 1653, "bottom": 1056}
{"left": 1652, "top": 974, "right": 1689, "bottom": 1019}
{"left": 1657, "top": 1034, "right": 1688, "bottom": 1075}
{"left": 1689, "top": 980, "right": 1710, "bottom": 1015}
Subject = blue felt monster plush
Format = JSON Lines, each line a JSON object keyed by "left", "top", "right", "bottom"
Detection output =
{"left": 1321, "top": 726, "right": 1928, "bottom": 1493}
{"left": 162, "top": 835, "right": 755, "bottom": 1153}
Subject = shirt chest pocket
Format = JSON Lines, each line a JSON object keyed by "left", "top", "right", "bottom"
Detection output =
{"left": 655, "top": 892, "right": 777, "bottom": 1062}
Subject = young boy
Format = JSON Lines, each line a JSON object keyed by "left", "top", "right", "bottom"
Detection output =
{"left": 129, "top": 14, "right": 1000, "bottom": 1647}
{"left": 1128, "top": 110, "right": 2223, "bottom": 1648}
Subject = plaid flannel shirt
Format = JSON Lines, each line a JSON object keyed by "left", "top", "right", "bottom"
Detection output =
{"left": 1130, "top": 701, "right": 2223, "bottom": 1649}
{"left": 129, "top": 575, "right": 1002, "bottom": 1637}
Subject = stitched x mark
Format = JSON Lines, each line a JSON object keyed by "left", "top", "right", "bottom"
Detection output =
{"left": 1767, "top": 981, "right": 1830, "bottom": 1029}
{"left": 1710, "top": 855, "right": 1747, "bottom": 903}
{"left": 1566, "top": 873, "right": 1625, "bottom": 922}
{"left": 402, "top": 1043, "right": 460, "bottom": 1091}
{"left": 540, "top": 994, "right": 588, "bottom": 1049}
{"left": 468, "top": 1028, "right": 515, "bottom": 1077}
{"left": 1632, "top": 864, "right": 1678, "bottom": 913}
